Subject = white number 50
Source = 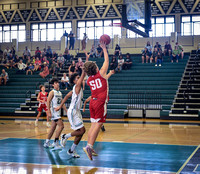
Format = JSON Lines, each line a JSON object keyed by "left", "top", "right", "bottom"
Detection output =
{"left": 89, "top": 78, "right": 102, "bottom": 90}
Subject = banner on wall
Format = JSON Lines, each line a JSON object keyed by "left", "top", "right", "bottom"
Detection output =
{"left": 56, "top": 7, "right": 68, "bottom": 19}
{"left": 20, "top": 10, "right": 31, "bottom": 22}
{"left": 183, "top": 0, "right": 196, "bottom": 13}
{"left": 116, "top": 4, "right": 123, "bottom": 15}
{"left": 12, "top": 11, "right": 23, "bottom": 22}
{"left": 95, "top": 5, "right": 107, "bottom": 17}
{"left": 151, "top": 2, "right": 162, "bottom": 15}
{"left": 194, "top": 1, "right": 200, "bottom": 13}
{"left": 0, "top": 12, "right": 6, "bottom": 23}
{"left": 159, "top": 0, "right": 173, "bottom": 14}
{"left": 85, "top": 6, "right": 97, "bottom": 18}
{"left": 29, "top": 9, "right": 40, "bottom": 22}
{"left": 38, "top": 9, "right": 49, "bottom": 20}
{"left": 46, "top": 9, "right": 58, "bottom": 21}
{"left": 170, "top": 0, "right": 185, "bottom": 14}
{"left": 75, "top": 6, "right": 87, "bottom": 19}
{"left": 3, "top": 11, "right": 14, "bottom": 22}
{"left": 105, "top": 4, "right": 118, "bottom": 18}
{"left": 65, "top": 7, "right": 77, "bottom": 19}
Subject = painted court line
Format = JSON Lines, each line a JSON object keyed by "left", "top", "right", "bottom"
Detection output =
{"left": 177, "top": 144, "right": 200, "bottom": 174}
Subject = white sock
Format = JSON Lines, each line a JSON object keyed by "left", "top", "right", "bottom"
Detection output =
{"left": 87, "top": 143, "right": 93, "bottom": 149}
{"left": 70, "top": 143, "right": 77, "bottom": 152}
{"left": 65, "top": 133, "right": 71, "bottom": 139}
{"left": 46, "top": 139, "right": 50, "bottom": 143}
{"left": 36, "top": 119, "right": 38, "bottom": 121}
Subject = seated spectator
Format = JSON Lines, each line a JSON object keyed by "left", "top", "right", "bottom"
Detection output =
{"left": 46, "top": 46, "right": 52, "bottom": 58}
{"left": 34, "top": 57, "right": 41, "bottom": 71}
{"left": 164, "top": 41, "right": 172, "bottom": 56}
{"left": 42, "top": 48, "right": 47, "bottom": 57}
{"left": 110, "top": 55, "right": 118, "bottom": 71}
{"left": 57, "top": 54, "right": 65, "bottom": 69}
{"left": 32, "top": 56, "right": 36, "bottom": 64}
{"left": 123, "top": 53, "right": 132, "bottom": 70}
{"left": 176, "top": 42, "right": 184, "bottom": 59}
{"left": 114, "top": 44, "right": 121, "bottom": 57}
{"left": 52, "top": 51, "right": 58, "bottom": 61}
{"left": 6, "top": 54, "right": 15, "bottom": 69}
{"left": 42, "top": 56, "right": 49, "bottom": 67}
{"left": 171, "top": 46, "right": 180, "bottom": 63}
{"left": 150, "top": 47, "right": 158, "bottom": 63}
{"left": 26, "top": 56, "right": 32, "bottom": 67}
{"left": 117, "top": 55, "right": 124, "bottom": 72}
{"left": 76, "top": 58, "right": 84, "bottom": 76}
{"left": 10, "top": 46, "right": 16, "bottom": 58}
{"left": 17, "top": 59, "right": 27, "bottom": 74}
{"left": 145, "top": 41, "right": 152, "bottom": 57}
{"left": 155, "top": 51, "right": 163, "bottom": 66}
{"left": 23, "top": 46, "right": 31, "bottom": 59}
{"left": 35, "top": 47, "right": 41, "bottom": 58}
{"left": 14, "top": 56, "right": 20, "bottom": 68}
{"left": 154, "top": 42, "right": 162, "bottom": 52}
{"left": 68, "top": 60, "right": 76, "bottom": 77}
{"left": 96, "top": 44, "right": 103, "bottom": 58}
{"left": 63, "top": 48, "right": 70, "bottom": 63}
{"left": 49, "top": 60, "right": 58, "bottom": 76}
{"left": 142, "top": 47, "right": 150, "bottom": 63}
{"left": 90, "top": 44, "right": 96, "bottom": 58}
{"left": 26, "top": 63, "right": 34, "bottom": 75}
{"left": 3, "top": 47, "right": 11, "bottom": 61}
{"left": 0, "top": 69, "right": 9, "bottom": 85}
{"left": 60, "top": 73, "right": 69, "bottom": 90}
{"left": 39, "top": 62, "right": 49, "bottom": 78}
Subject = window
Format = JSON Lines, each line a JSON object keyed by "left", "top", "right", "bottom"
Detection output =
{"left": 181, "top": 15, "right": 200, "bottom": 35}
{"left": 0, "top": 24, "right": 25, "bottom": 43}
{"left": 127, "top": 16, "right": 175, "bottom": 38}
{"left": 31, "top": 22, "right": 72, "bottom": 41}
{"left": 77, "top": 19, "right": 121, "bottom": 40}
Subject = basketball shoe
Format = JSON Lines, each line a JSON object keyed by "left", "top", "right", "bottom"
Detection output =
{"left": 83, "top": 146, "right": 93, "bottom": 160}
{"left": 52, "top": 141, "right": 62, "bottom": 150}
{"left": 67, "top": 149, "right": 80, "bottom": 158}
{"left": 60, "top": 134, "right": 68, "bottom": 147}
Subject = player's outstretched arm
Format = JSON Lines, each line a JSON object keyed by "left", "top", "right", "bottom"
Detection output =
{"left": 37, "top": 93, "right": 41, "bottom": 102}
{"left": 83, "top": 50, "right": 90, "bottom": 62}
{"left": 106, "top": 70, "right": 115, "bottom": 79}
{"left": 100, "top": 42, "right": 109, "bottom": 78}
{"left": 83, "top": 96, "right": 91, "bottom": 112}
{"left": 47, "top": 91, "right": 54, "bottom": 118}
{"left": 55, "top": 91, "right": 72, "bottom": 111}
{"left": 75, "top": 69, "right": 86, "bottom": 95}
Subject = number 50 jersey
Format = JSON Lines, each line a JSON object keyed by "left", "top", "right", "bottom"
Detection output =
{"left": 87, "top": 71, "right": 108, "bottom": 101}
{"left": 50, "top": 89, "right": 62, "bottom": 120}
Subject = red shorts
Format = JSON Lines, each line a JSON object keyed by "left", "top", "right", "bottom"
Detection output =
{"left": 37, "top": 103, "right": 47, "bottom": 112}
{"left": 89, "top": 98, "right": 107, "bottom": 123}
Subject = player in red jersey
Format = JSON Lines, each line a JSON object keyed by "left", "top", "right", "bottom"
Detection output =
{"left": 35, "top": 85, "right": 50, "bottom": 127}
{"left": 83, "top": 42, "right": 109, "bottom": 160}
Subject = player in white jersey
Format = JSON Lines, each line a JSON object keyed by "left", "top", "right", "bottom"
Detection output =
{"left": 44, "top": 78, "right": 68, "bottom": 150}
{"left": 55, "top": 69, "right": 86, "bottom": 158}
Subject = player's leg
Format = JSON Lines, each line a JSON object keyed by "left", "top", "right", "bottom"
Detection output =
{"left": 52, "top": 119, "right": 64, "bottom": 149}
{"left": 44, "top": 121, "right": 57, "bottom": 148}
{"left": 44, "top": 106, "right": 50, "bottom": 127}
{"left": 35, "top": 111, "right": 42, "bottom": 126}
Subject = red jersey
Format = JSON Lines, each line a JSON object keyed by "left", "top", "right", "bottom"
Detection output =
{"left": 87, "top": 71, "right": 108, "bottom": 101}
{"left": 39, "top": 92, "right": 48, "bottom": 104}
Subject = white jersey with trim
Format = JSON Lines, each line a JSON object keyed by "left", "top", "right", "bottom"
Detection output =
{"left": 69, "top": 85, "right": 83, "bottom": 111}
{"left": 50, "top": 89, "right": 62, "bottom": 117}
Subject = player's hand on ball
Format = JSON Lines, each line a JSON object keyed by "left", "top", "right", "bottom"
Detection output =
{"left": 100, "top": 42, "right": 106, "bottom": 50}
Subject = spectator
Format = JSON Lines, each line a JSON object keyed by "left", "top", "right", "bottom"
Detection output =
{"left": 52, "top": 51, "right": 58, "bottom": 61}
{"left": 6, "top": 54, "right": 15, "bottom": 69}
{"left": 49, "top": 60, "right": 58, "bottom": 76}
{"left": 0, "top": 69, "right": 9, "bottom": 85}
{"left": 69, "top": 31, "right": 75, "bottom": 50}
{"left": 34, "top": 57, "right": 41, "bottom": 71}
{"left": 176, "top": 42, "right": 184, "bottom": 59}
{"left": 164, "top": 41, "right": 172, "bottom": 56}
{"left": 142, "top": 47, "right": 150, "bottom": 63}
{"left": 23, "top": 46, "right": 31, "bottom": 59}
{"left": 13, "top": 56, "right": 20, "bottom": 68}
{"left": 123, "top": 53, "right": 132, "bottom": 70}
{"left": 155, "top": 51, "right": 163, "bottom": 66}
{"left": 46, "top": 46, "right": 52, "bottom": 58}
{"left": 26, "top": 56, "right": 32, "bottom": 67}
{"left": 110, "top": 55, "right": 118, "bottom": 71}
{"left": 90, "top": 44, "right": 96, "bottom": 58}
{"left": 63, "top": 30, "right": 69, "bottom": 47}
{"left": 39, "top": 62, "right": 49, "bottom": 78}
{"left": 3, "top": 47, "right": 11, "bottom": 60}
{"left": 154, "top": 42, "right": 162, "bottom": 52}
{"left": 150, "top": 47, "right": 158, "bottom": 63}
{"left": 42, "top": 48, "right": 47, "bottom": 57}
{"left": 60, "top": 73, "right": 69, "bottom": 90}
{"left": 68, "top": 60, "right": 76, "bottom": 77}
{"left": 146, "top": 41, "right": 152, "bottom": 57}
{"left": 57, "top": 54, "right": 65, "bottom": 69}
{"left": 81, "top": 33, "right": 88, "bottom": 50}
{"left": 117, "top": 55, "right": 124, "bottom": 72}
{"left": 63, "top": 48, "right": 70, "bottom": 63}
{"left": 26, "top": 63, "right": 34, "bottom": 75}
{"left": 76, "top": 57, "right": 84, "bottom": 76}
{"left": 32, "top": 56, "right": 36, "bottom": 64}
{"left": 42, "top": 56, "right": 49, "bottom": 67}
{"left": 114, "top": 44, "right": 121, "bottom": 57}
{"left": 171, "top": 46, "right": 180, "bottom": 63}
{"left": 96, "top": 44, "right": 103, "bottom": 58}
{"left": 17, "top": 59, "right": 27, "bottom": 74}
{"left": 35, "top": 47, "right": 41, "bottom": 58}
{"left": 10, "top": 46, "right": 16, "bottom": 58}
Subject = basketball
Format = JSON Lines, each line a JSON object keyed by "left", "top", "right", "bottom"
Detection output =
{"left": 100, "top": 34, "right": 111, "bottom": 45}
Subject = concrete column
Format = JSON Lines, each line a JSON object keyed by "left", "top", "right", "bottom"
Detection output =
{"left": 170, "top": 32, "right": 177, "bottom": 49}
{"left": 12, "top": 39, "right": 18, "bottom": 52}
{"left": 61, "top": 36, "right": 66, "bottom": 53}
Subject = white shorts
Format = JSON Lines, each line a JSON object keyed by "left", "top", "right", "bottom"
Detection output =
{"left": 50, "top": 108, "right": 61, "bottom": 121}
{"left": 67, "top": 109, "right": 84, "bottom": 130}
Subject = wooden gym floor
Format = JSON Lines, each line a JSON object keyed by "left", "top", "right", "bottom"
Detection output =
{"left": 0, "top": 116, "right": 200, "bottom": 174}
